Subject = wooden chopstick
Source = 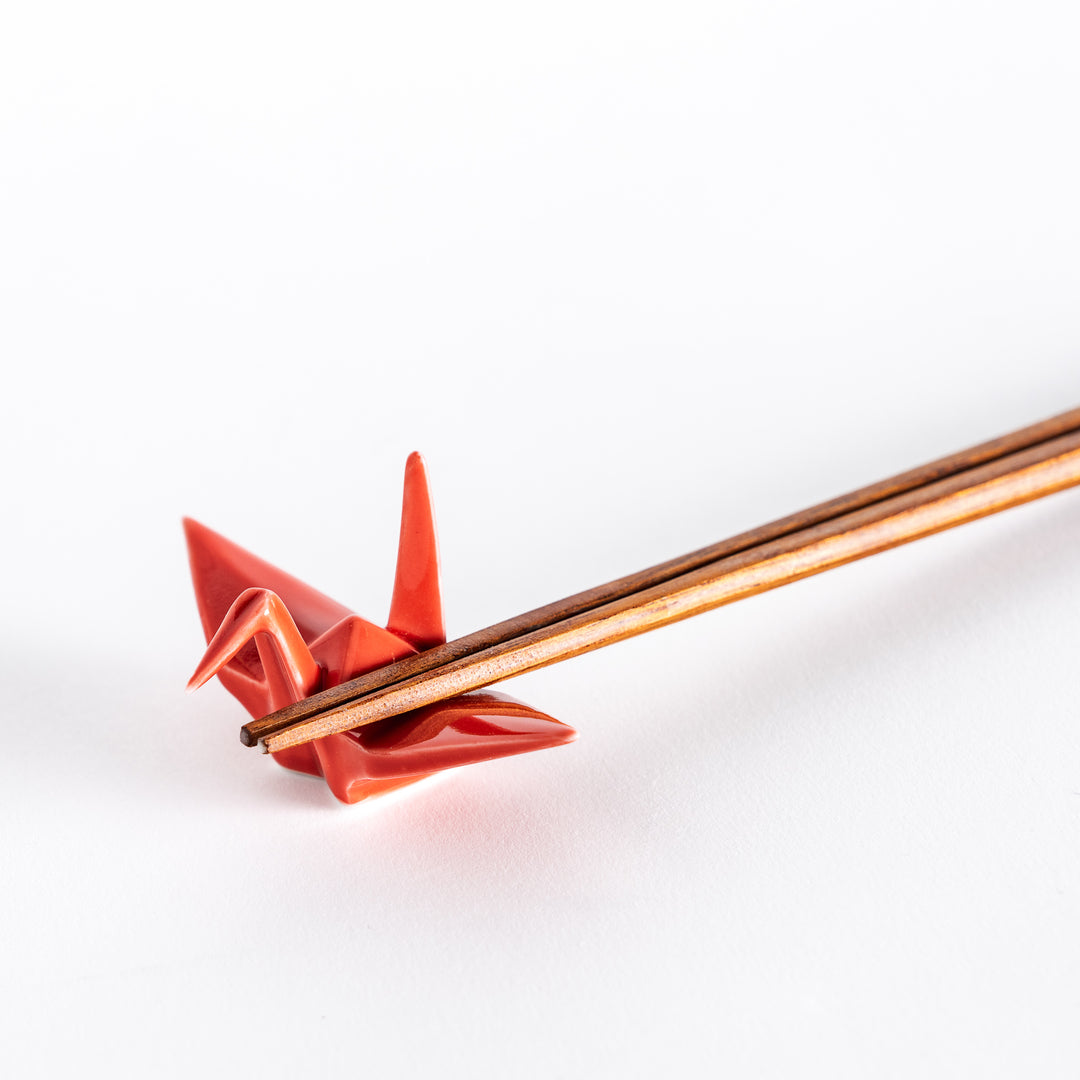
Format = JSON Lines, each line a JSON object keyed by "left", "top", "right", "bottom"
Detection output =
{"left": 244, "top": 408, "right": 1080, "bottom": 752}
{"left": 243, "top": 407, "right": 1080, "bottom": 748}
{"left": 257, "top": 426, "right": 1080, "bottom": 753}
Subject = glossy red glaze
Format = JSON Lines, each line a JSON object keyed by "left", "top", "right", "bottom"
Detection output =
{"left": 185, "top": 453, "right": 575, "bottom": 803}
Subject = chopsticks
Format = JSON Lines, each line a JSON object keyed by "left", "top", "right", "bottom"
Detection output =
{"left": 243, "top": 407, "right": 1080, "bottom": 753}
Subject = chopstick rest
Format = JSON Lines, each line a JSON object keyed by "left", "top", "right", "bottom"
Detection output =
{"left": 184, "top": 453, "right": 575, "bottom": 804}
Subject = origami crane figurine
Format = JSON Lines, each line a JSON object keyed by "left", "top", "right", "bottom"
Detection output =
{"left": 185, "top": 453, "right": 575, "bottom": 803}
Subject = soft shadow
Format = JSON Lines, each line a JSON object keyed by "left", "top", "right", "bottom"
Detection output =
{"left": 0, "top": 643, "right": 304, "bottom": 812}
{"left": 14, "top": 489, "right": 1072, "bottom": 917}
{"left": 0, "top": 647, "right": 163, "bottom": 805}
{"left": 608, "top": 490, "right": 1080, "bottom": 783}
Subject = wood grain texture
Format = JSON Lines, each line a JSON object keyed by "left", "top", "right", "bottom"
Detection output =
{"left": 242, "top": 407, "right": 1080, "bottom": 747}
{"left": 254, "top": 418, "right": 1080, "bottom": 753}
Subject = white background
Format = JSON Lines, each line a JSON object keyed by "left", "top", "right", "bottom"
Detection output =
{"left": 3, "top": 2, "right": 1079, "bottom": 1076}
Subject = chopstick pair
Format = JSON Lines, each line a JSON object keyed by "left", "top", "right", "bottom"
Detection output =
{"left": 243, "top": 406, "right": 1080, "bottom": 754}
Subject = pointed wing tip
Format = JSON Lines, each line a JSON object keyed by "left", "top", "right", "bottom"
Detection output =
{"left": 186, "top": 665, "right": 213, "bottom": 693}
{"left": 182, "top": 516, "right": 220, "bottom": 558}
{"left": 403, "top": 451, "right": 429, "bottom": 488}
{"left": 388, "top": 448, "right": 445, "bottom": 646}
{"left": 532, "top": 720, "right": 577, "bottom": 751}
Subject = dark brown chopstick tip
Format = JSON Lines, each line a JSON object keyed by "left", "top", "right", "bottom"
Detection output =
{"left": 239, "top": 725, "right": 258, "bottom": 747}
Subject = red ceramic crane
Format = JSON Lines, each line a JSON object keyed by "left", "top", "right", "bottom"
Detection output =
{"left": 185, "top": 453, "right": 575, "bottom": 803}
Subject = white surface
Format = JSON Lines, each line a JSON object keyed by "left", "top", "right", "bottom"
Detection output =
{"left": 2, "top": 2, "right": 1080, "bottom": 1076}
